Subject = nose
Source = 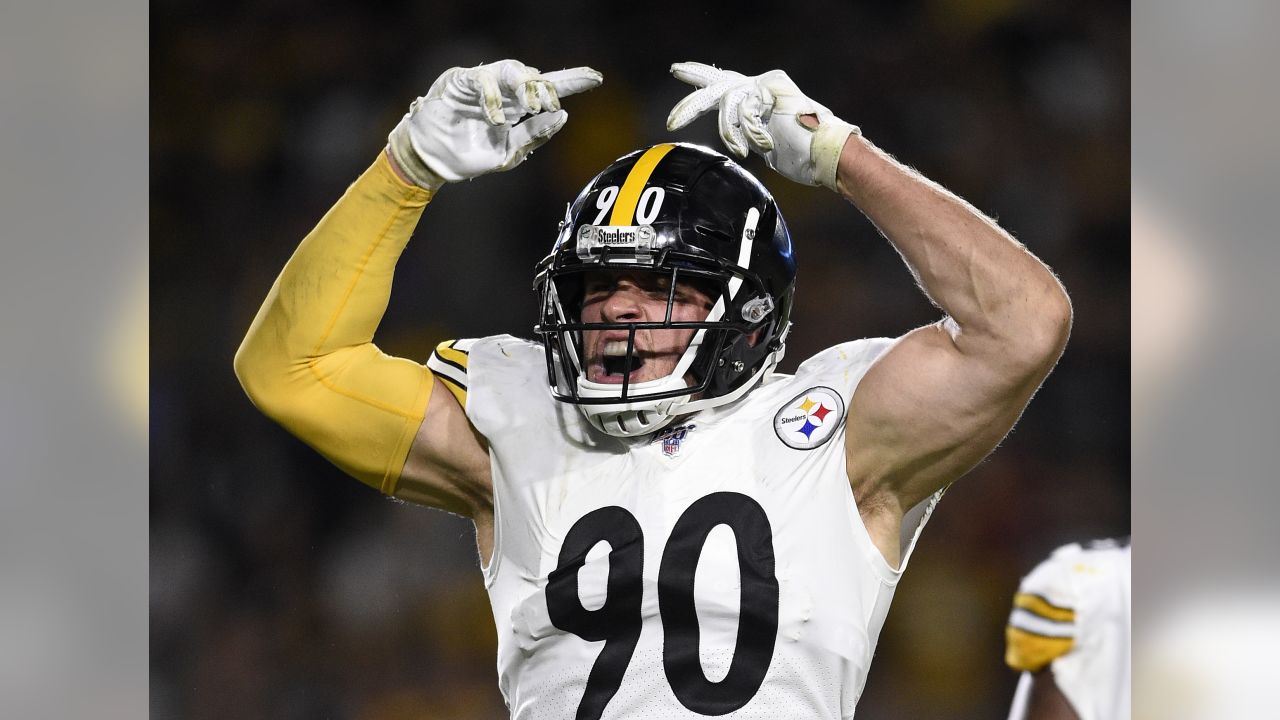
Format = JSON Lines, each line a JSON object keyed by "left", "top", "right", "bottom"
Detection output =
{"left": 600, "top": 280, "right": 646, "bottom": 322}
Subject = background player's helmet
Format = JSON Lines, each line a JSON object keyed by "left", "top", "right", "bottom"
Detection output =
{"left": 534, "top": 143, "right": 797, "bottom": 437}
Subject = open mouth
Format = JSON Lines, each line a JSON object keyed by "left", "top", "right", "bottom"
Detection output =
{"left": 592, "top": 339, "right": 646, "bottom": 384}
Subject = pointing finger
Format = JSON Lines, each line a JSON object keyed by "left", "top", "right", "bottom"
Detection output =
{"left": 670, "top": 61, "right": 743, "bottom": 88}
{"left": 541, "top": 67, "right": 604, "bottom": 98}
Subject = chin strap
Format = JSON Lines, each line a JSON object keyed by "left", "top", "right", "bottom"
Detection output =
{"left": 659, "top": 349, "right": 780, "bottom": 417}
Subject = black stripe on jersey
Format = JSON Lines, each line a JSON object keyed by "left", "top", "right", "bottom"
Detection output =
{"left": 430, "top": 352, "right": 468, "bottom": 375}
{"left": 437, "top": 373, "right": 468, "bottom": 394}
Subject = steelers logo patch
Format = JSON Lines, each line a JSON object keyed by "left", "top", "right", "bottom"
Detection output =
{"left": 773, "top": 386, "right": 846, "bottom": 450}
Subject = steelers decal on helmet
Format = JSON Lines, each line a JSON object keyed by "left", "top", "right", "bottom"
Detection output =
{"left": 773, "top": 386, "right": 845, "bottom": 450}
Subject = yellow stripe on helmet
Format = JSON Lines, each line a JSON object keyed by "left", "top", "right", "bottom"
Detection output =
{"left": 609, "top": 143, "right": 676, "bottom": 225}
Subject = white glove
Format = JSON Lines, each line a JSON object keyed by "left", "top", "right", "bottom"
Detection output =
{"left": 666, "top": 62, "right": 859, "bottom": 190}
{"left": 388, "top": 59, "right": 603, "bottom": 190}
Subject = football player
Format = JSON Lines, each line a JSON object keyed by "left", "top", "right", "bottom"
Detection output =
{"left": 235, "top": 59, "right": 1072, "bottom": 718}
{"left": 1005, "top": 538, "right": 1132, "bottom": 720}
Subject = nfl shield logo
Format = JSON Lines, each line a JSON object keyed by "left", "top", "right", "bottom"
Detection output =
{"left": 655, "top": 424, "right": 695, "bottom": 457}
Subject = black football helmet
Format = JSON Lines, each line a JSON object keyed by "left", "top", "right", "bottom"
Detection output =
{"left": 534, "top": 143, "right": 796, "bottom": 437}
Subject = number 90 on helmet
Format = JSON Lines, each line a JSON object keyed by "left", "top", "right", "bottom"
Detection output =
{"left": 534, "top": 143, "right": 797, "bottom": 438}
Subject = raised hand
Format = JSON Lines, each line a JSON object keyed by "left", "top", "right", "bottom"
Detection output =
{"left": 388, "top": 60, "right": 603, "bottom": 189}
{"left": 667, "top": 62, "right": 857, "bottom": 189}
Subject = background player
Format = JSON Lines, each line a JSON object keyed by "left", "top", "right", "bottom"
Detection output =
{"left": 1005, "top": 538, "right": 1132, "bottom": 720}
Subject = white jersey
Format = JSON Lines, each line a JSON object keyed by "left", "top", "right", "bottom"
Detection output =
{"left": 1005, "top": 539, "right": 1132, "bottom": 720}
{"left": 428, "top": 334, "right": 941, "bottom": 720}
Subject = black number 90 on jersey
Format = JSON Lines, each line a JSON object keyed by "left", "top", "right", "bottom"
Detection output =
{"left": 546, "top": 491, "right": 779, "bottom": 719}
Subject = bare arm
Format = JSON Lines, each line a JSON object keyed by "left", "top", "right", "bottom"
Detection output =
{"left": 660, "top": 67, "right": 1070, "bottom": 546}
{"left": 836, "top": 132, "right": 1072, "bottom": 556}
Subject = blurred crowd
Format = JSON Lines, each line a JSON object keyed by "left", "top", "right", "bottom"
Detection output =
{"left": 151, "top": 0, "right": 1128, "bottom": 717}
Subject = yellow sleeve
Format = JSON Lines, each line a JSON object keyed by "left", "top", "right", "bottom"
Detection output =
{"left": 234, "top": 152, "right": 436, "bottom": 495}
{"left": 1004, "top": 592, "right": 1077, "bottom": 671}
{"left": 1004, "top": 548, "right": 1080, "bottom": 672}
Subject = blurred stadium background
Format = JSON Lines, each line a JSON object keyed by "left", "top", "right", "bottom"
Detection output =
{"left": 150, "top": 1, "right": 1128, "bottom": 717}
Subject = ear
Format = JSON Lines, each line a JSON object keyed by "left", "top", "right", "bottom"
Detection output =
{"left": 746, "top": 328, "right": 763, "bottom": 347}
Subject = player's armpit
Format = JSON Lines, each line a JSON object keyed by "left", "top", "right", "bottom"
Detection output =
{"left": 397, "top": 375, "right": 492, "bottom": 519}
{"left": 1020, "top": 669, "right": 1081, "bottom": 720}
{"left": 235, "top": 153, "right": 485, "bottom": 514}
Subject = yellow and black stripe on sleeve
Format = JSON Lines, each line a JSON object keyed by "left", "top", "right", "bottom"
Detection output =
{"left": 1004, "top": 592, "right": 1077, "bottom": 672}
{"left": 426, "top": 339, "right": 473, "bottom": 408}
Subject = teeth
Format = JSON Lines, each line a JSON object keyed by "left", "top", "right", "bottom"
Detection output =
{"left": 603, "top": 340, "right": 631, "bottom": 357}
